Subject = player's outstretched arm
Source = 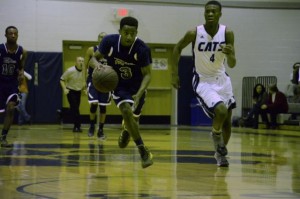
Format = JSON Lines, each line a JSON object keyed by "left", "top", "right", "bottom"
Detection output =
{"left": 83, "top": 47, "right": 94, "bottom": 81}
{"left": 89, "top": 50, "right": 104, "bottom": 70}
{"left": 171, "top": 29, "right": 196, "bottom": 89}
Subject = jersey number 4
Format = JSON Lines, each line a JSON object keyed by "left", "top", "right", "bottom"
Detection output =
{"left": 210, "top": 54, "right": 215, "bottom": 62}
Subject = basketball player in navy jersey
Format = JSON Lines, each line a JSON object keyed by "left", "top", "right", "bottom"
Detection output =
{"left": 84, "top": 32, "right": 111, "bottom": 140}
{"left": 171, "top": 1, "right": 236, "bottom": 167}
{"left": 0, "top": 26, "right": 27, "bottom": 147}
{"left": 89, "top": 17, "right": 153, "bottom": 168}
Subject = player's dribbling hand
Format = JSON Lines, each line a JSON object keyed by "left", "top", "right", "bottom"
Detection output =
{"left": 94, "top": 64, "right": 103, "bottom": 70}
{"left": 132, "top": 94, "right": 140, "bottom": 111}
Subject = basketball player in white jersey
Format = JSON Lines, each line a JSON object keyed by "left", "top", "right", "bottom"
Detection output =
{"left": 171, "top": 0, "right": 236, "bottom": 167}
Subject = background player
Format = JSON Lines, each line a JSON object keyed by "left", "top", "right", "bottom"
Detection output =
{"left": 84, "top": 32, "right": 111, "bottom": 140}
{"left": 0, "top": 26, "right": 27, "bottom": 147}
{"left": 171, "top": 1, "right": 237, "bottom": 167}
{"left": 89, "top": 17, "right": 153, "bottom": 168}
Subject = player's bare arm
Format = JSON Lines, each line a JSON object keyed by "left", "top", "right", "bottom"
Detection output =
{"left": 171, "top": 29, "right": 196, "bottom": 89}
{"left": 83, "top": 47, "right": 94, "bottom": 81}
{"left": 132, "top": 64, "right": 152, "bottom": 107}
{"left": 133, "top": 64, "right": 152, "bottom": 108}
{"left": 89, "top": 50, "right": 104, "bottom": 70}
{"left": 223, "top": 28, "right": 236, "bottom": 68}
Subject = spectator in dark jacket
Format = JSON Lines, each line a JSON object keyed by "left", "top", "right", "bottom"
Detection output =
{"left": 261, "top": 84, "right": 289, "bottom": 129}
{"left": 244, "top": 83, "right": 269, "bottom": 129}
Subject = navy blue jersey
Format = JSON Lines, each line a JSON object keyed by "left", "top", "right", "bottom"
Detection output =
{"left": 0, "top": 43, "right": 23, "bottom": 85}
{"left": 98, "top": 34, "right": 152, "bottom": 92}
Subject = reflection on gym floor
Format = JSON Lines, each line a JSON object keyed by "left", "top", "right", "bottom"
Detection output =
{"left": 0, "top": 124, "right": 299, "bottom": 199}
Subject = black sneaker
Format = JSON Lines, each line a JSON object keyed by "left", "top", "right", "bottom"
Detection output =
{"left": 138, "top": 146, "right": 153, "bottom": 169}
{"left": 73, "top": 127, "right": 82, "bottom": 132}
{"left": 88, "top": 126, "right": 95, "bottom": 137}
{"left": 97, "top": 128, "right": 106, "bottom": 140}
{"left": 118, "top": 130, "right": 130, "bottom": 148}
{"left": 0, "top": 138, "right": 13, "bottom": 148}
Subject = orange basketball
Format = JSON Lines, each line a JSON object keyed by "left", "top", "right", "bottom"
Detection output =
{"left": 92, "top": 65, "right": 119, "bottom": 93}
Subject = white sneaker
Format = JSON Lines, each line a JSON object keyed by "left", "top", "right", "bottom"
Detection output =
{"left": 211, "top": 132, "right": 228, "bottom": 156}
{"left": 214, "top": 152, "right": 229, "bottom": 167}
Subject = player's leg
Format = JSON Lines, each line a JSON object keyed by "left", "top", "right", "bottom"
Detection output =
{"left": 212, "top": 103, "right": 229, "bottom": 156}
{"left": 87, "top": 82, "right": 99, "bottom": 137}
{"left": 88, "top": 103, "right": 98, "bottom": 137}
{"left": 118, "top": 92, "right": 144, "bottom": 148}
{"left": 118, "top": 102, "right": 153, "bottom": 168}
{"left": 97, "top": 105, "right": 106, "bottom": 139}
{"left": 222, "top": 109, "right": 232, "bottom": 145}
{"left": 1, "top": 94, "right": 19, "bottom": 147}
{"left": 120, "top": 114, "right": 140, "bottom": 146}
{"left": 97, "top": 92, "right": 111, "bottom": 140}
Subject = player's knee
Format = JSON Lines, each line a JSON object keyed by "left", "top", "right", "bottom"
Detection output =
{"left": 120, "top": 105, "right": 133, "bottom": 118}
{"left": 215, "top": 104, "right": 228, "bottom": 118}
{"left": 99, "top": 105, "right": 106, "bottom": 114}
{"left": 90, "top": 104, "right": 98, "bottom": 113}
{"left": 6, "top": 102, "right": 16, "bottom": 112}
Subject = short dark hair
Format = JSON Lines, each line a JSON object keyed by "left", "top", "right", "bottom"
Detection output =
{"left": 205, "top": 1, "right": 222, "bottom": 11}
{"left": 269, "top": 83, "right": 279, "bottom": 92}
{"left": 5, "top": 26, "right": 18, "bottom": 34}
{"left": 120, "top": 17, "right": 138, "bottom": 29}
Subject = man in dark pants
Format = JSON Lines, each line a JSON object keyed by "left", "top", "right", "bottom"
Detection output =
{"left": 60, "top": 56, "right": 85, "bottom": 132}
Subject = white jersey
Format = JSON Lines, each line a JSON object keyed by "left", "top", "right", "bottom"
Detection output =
{"left": 60, "top": 66, "right": 84, "bottom": 91}
{"left": 193, "top": 24, "right": 226, "bottom": 77}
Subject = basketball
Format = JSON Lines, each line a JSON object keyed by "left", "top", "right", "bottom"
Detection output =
{"left": 92, "top": 65, "right": 119, "bottom": 93}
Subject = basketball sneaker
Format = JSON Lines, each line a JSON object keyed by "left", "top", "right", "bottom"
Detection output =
{"left": 97, "top": 128, "right": 106, "bottom": 140}
{"left": 88, "top": 126, "right": 95, "bottom": 137}
{"left": 214, "top": 152, "right": 229, "bottom": 167}
{"left": 118, "top": 120, "right": 130, "bottom": 148}
{"left": 138, "top": 146, "right": 153, "bottom": 168}
{"left": 210, "top": 132, "right": 228, "bottom": 156}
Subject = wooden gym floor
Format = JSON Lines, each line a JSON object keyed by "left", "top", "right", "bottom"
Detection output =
{"left": 0, "top": 124, "right": 299, "bottom": 199}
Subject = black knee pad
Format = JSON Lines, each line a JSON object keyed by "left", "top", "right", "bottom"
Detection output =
{"left": 99, "top": 105, "right": 106, "bottom": 114}
{"left": 90, "top": 104, "right": 98, "bottom": 113}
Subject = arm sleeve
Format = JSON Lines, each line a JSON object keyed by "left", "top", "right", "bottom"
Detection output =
{"left": 60, "top": 68, "right": 71, "bottom": 81}
{"left": 24, "top": 71, "right": 32, "bottom": 80}
{"left": 138, "top": 47, "right": 152, "bottom": 68}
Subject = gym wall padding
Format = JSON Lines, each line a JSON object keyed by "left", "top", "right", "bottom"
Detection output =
{"left": 177, "top": 56, "right": 195, "bottom": 125}
{"left": 25, "top": 52, "right": 62, "bottom": 124}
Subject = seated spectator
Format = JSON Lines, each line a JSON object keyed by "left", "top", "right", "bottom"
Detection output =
{"left": 244, "top": 83, "right": 269, "bottom": 129}
{"left": 287, "top": 62, "right": 300, "bottom": 102}
{"left": 261, "top": 84, "right": 289, "bottom": 129}
{"left": 291, "top": 62, "right": 300, "bottom": 85}
{"left": 291, "top": 85, "right": 300, "bottom": 103}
